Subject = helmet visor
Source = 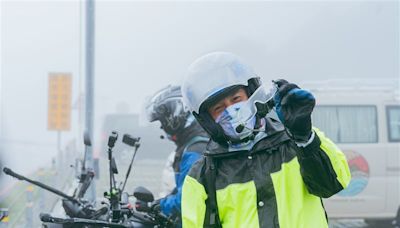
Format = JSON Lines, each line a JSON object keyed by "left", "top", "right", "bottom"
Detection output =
{"left": 236, "top": 82, "right": 277, "bottom": 126}
{"left": 145, "top": 97, "right": 187, "bottom": 122}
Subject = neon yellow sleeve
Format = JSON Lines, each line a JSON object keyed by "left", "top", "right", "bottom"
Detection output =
{"left": 182, "top": 175, "right": 208, "bottom": 228}
{"left": 314, "top": 127, "right": 351, "bottom": 189}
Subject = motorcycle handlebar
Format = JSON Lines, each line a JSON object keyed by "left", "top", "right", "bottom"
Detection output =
{"left": 3, "top": 167, "right": 81, "bottom": 205}
{"left": 153, "top": 211, "right": 175, "bottom": 226}
{"left": 40, "top": 213, "right": 130, "bottom": 228}
{"left": 76, "top": 170, "right": 95, "bottom": 198}
{"left": 3, "top": 167, "right": 23, "bottom": 180}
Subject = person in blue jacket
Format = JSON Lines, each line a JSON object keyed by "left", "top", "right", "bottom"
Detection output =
{"left": 144, "top": 85, "right": 209, "bottom": 224}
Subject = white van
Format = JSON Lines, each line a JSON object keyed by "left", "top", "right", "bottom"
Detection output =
{"left": 303, "top": 80, "right": 400, "bottom": 223}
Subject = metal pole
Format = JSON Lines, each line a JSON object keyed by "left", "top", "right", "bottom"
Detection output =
{"left": 57, "top": 131, "right": 61, "bottom": 152}
{"left": 85, "top": 0, "right": 96, "bottom": 201}
{"left": 0, "top": 1, "right": 3, "bottom": 141}
{"left": 57, "top": 131, "right": 61, "bottom": 188}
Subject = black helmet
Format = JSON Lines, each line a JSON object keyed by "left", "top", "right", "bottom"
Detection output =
{"left": 145, "top": 85, "right": 191, "bottom": 136}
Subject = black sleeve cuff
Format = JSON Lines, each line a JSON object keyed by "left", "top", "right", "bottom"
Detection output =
{"left": 296, "top": 133, "right": 321, "bottom": 158}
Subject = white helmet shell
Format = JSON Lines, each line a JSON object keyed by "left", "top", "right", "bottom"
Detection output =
{"left": 182, "top": 52, "right": 257, "bottom": 114}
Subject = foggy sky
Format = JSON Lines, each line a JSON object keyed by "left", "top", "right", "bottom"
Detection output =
{"left": 0, "top": 0, "right": 399, "bottom": 176}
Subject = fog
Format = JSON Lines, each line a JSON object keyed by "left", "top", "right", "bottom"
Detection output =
{"left": 0, "top": 0, "right": 399, "bottom": 224}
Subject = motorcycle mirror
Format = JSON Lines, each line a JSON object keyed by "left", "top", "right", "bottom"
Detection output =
{"left": 108, "top": 131, "right": 118, "bottom": 148}
{"left": 121, "top": 192, "right": 129, "bottom": 205}
{"left": 122, "top": 134, "right": 140, "bottom": 147}
{"left": 111, "top": 158, "right": 118, "bottom": 174}
{"left": 133, "top": 186, "right": 154, "bottom": 202}
{"left": 84, "top": 131, "right": 92, "bottom": 146}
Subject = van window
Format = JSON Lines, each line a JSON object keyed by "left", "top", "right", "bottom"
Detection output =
{"left": 312, "top": 105, "right": 378, "bottom": 143}
{"left": 387, "top": 106, "right": 400, "bottom": 142}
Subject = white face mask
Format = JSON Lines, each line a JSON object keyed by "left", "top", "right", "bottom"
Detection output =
{"left": 215, "top": 101, "right": 256, "bottom": 141}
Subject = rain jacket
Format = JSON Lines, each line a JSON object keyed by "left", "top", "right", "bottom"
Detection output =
{"left": 159, "top": 151, "right": 177, "bottom": 198}
{"left": 160, "top": 122, "right": 209, "bottom": 218}
{"left": 181, "top": 118, "right": 351, "bottom": 228}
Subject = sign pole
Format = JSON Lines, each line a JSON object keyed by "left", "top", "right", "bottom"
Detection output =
{"left": 85, "top": 0, "right": 96, "bottom": 202}
{"left": 57, "top": 131, "right": 61, "bottom": 173}
{"left": 57, "top": 131, "right": 61, "bottom": 152}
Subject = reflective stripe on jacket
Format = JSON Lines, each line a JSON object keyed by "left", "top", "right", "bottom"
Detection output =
{"left": 181, "top": 127, "right": 351, "bottom": 228}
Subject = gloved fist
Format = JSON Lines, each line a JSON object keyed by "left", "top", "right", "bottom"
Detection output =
{"left": 273, "top": 79, "right": 315, "bottom": 143}
{"left": 150, "top": 199, "right": 161, "bottom": 213}
{"left": 135, "top": 199, "right": 151, "bottom": 212}
{"left": 135, "top": 199, "right": 161, "bottom": 213}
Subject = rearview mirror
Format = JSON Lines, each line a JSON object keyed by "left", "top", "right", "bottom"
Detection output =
{"left": 133, "top": 186, "right": 154, "bottom": 202}
{"left": 122, "top": 134, "right": 140, "bottom": 147}
{"left": 111, "top": 158, "right": 118, "bottom": 174}
{"left": 84, "top": 131, "right": 92, "bottom": 146}
{"left": 121, "top": 192, "right": 129, "bottom": 205}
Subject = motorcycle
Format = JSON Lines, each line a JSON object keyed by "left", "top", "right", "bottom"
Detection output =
{"left": 3, "top": 132, "right": 107, "bottom": 221}
{"left": 40, "top": 131, "right": 174, "bottom": 227}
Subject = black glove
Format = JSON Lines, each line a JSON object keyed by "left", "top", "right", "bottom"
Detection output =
{"left": 150, "top": 199, "right": 161, "bottom": 213}
{"left": 135, "top": 199, "right": 151, "bottom": 212}
{"left": 273, "top": 79, "right": 315, "bottom": 143}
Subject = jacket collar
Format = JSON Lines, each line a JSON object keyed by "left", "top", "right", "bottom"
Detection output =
{"left": 205, "top": 117, "right": 290, "bottom": 158}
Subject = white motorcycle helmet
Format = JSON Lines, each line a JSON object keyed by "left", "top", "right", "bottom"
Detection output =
{"left": 182, "top": 52, "right": 277, "bottom": 146}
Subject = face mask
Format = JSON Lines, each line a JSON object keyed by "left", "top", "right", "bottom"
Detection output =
{"left": 215, "top": 101, "right": 256, "bottom": 141}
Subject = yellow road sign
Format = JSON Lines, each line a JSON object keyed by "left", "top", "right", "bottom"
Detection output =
{"left": 0, "top": 216, "right": 9, "bottom": 223}
{"left": 48, "top": 73, "right": 72, "bottom": 131}
{"left": 0, "top": 208, "right": 9, "bottom": 223}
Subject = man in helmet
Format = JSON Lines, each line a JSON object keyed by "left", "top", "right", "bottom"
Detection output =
{"left": 144, "top": 85, "right": 209, "bottom": 223}
{"left": 181, "top": 52, "right": 351, "bottom": 228}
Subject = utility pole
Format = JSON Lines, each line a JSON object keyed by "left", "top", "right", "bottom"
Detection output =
{"left": 85, "top": 0, "right": 96, "bottom": 202}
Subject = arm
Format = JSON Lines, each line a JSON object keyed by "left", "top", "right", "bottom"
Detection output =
{"left": 159, "top": 151, "right": 202, "bottom": 216}
{"left": 181, "top": 162, "right": 208, "bottom": 228}
{"left": 273, "top": 79, "right": 351, "bottom": 198}
{"left": 159, "top": 151, "right": 177, "bottom": 198}
{"left": 296, "top": 127, "right": 351, "bottom": 198}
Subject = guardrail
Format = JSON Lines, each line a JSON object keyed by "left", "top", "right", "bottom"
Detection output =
{"left": 0, "top": 140, "right": 77, "bottom": 228}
